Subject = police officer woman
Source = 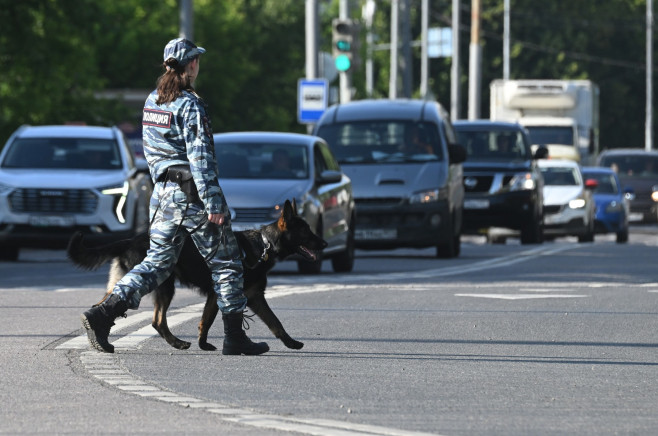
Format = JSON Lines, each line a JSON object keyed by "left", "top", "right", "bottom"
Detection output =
{"left": 81, "top": 38, "right": 268, "bottom": 356}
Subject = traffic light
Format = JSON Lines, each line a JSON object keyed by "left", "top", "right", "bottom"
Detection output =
{"left": 332, "top": 18, "right": 359, "bottom": 72}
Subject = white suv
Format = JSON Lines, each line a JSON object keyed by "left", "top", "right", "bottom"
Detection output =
{"left": 0, "top": 125, "right": 152, "bottom": 260}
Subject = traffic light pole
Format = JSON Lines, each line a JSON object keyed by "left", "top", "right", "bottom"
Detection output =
{"left": 339, "top": 0, "right": 351, "bottom": 103}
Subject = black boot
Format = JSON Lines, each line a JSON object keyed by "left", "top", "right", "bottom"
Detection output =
{"left": 222, "top": 312, "right": 270, "bottom": 355}
{"left": 80, "top": 294, "right": 128, "bottom": 353}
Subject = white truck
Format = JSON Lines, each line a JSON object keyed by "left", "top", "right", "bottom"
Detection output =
{"left": 490, "top": 79, "right": 600, "bottom": 165}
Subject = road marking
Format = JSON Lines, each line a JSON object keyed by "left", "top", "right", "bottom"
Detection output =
{"left": 57, "top": 244, "right": 582, "bottom": 351}
{"left": 58, "top": 243, "right": 582, "bottom": 435}
{"left": 455, "top": 293, "right": 588, "bottom": 300}
{"left": 80, "top": 350, "right": 443, "bottom": 436}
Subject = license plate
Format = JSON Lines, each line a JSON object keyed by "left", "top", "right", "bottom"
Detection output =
{"left": 355, "top": 229, "right": 397, "bottom": 240}
{"left": 29, "top": 215, "right": 75, "bottom": 227}
{"left": 464, "top": 199, "right": 490, "bottom": 210}
{"left": 628, "top": 212, "right": 644, "bottom": 222}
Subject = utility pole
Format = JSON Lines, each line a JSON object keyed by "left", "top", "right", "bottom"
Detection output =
{"left": 339, "top": 0, "right": 351, "bottom": 103}
{"left": 451, "top": 0, "right": 461, "bottom": 121}
{"left": 305, "top": 0, "right": 318, "bottom": 80}
{"left": 647, "top": 0, "right": 653, "bottom": 151}
{"left": 468, "top": 0, "right": 482, "bottom": 120}
{"left": 363, "top": 0, "right": 376, "bottom": 97}
{"left": 401, "top": 0, "right": 412, "bottom": 98}
{"left": 179, "top": 0, "right": 193, "bottom": 40}
{"left": 420, "top": 0, "right": 429, "bottom": 98}
{"left": 389, "top": 0, "right": 399, "bottom": 99}
{"left": 503, "top": 0, "right": 510, "bottom": 80}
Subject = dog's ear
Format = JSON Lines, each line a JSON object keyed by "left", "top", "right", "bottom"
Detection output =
{"left": 291, "top": 198, "right": 298, "bottom": 216}
{"left": 278, "top": 200, "right": 293, "bottom": 231}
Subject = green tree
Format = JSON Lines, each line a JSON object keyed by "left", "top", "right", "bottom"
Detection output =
{"left": 0, "top": 0, "right": 131, "bottom": 141}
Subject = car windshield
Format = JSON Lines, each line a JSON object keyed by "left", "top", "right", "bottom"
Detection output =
{"left": 214, "top": 142, "right": 309, "bottom": 179}
{"left": 455, "top": 129, "right": 531, "bottom": 161}
{"left": 540, "top": 167, "right": 580, "bottom": 186}
{"left": 315, "top": 121, "right": 443, "bottom": 164}
{"left": 525, "top": 126, "right": 574, "bottom": 146}
{"left": 599, "top": 154, "right": 658, "bottom": 179}
{"left": 1, "top": 137, "right": 122, "bottom": 170}
{"left": 583, "top": 172, "right": 619, "bottom": 194}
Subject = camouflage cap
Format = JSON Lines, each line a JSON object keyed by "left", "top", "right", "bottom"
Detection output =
{"left": 163, "top": 38, "right": 206, "bottom": 66}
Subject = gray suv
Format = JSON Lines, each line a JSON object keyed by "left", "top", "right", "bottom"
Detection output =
{"left": 314, "top": 99, "right": 466, "bottom": 258}
{"left": 0, "top": 125, "right": 152, "bottom": 261}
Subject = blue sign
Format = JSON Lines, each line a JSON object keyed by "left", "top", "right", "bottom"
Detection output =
{"left": 298, "top": 79, "right": 328, "bottom": 124}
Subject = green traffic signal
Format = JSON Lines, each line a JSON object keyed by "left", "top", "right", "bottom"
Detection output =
{"left": 335, "top": 40, "right": 351, "bottom": 52}
{"left": 335, "top": 54, "right": 351, "bottom": 72}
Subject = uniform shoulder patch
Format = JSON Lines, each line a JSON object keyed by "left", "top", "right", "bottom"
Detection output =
{"left": 143, "top": 108, "right": 172, "bottom": 128}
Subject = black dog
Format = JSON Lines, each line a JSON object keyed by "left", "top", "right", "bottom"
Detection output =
{"left": 67, "top": 199, "right": 327, "bottom": 351}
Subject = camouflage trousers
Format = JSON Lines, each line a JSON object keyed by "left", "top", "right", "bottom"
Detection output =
{"left": 111, "top": 180, "right": 246, "bottom": 313}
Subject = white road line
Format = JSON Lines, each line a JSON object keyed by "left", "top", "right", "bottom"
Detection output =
{"left": 455, "top": 293, "right": 588, "bottom": 300}
{"left": 58, "top": 243, "right": 582, "bottom": 351}
{"left": 80, "top": 350, "right": 443, "bottom": 436}
{"left": 61, "top": 244, "right": 582, "bottom": 435}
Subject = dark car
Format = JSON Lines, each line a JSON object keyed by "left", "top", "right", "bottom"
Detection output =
{"left": 453, "top": 120, "right": 547, "bottom": 244}
{"left": 213, "top": 132, "right": 355, "bottom": 274}
{"left": 314, "top": 99, "right": 466, "bottom": 258}
{"left": 581, "top": 167, "right": 630, "bottom": 243}
{"left": 597, "top": 149, "right": 658, "bottom": 223}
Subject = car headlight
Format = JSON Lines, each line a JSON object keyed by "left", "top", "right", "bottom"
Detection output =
{"left": 269, "top": 200, "right": 303, "bottom": 219}
{"left": 100, "top": 181, "right": 130, "bottom": 223}
{"left": 651, "top": 185, "right": 658, "bottom": 202}
{"left": 270, "top": 204, "right": 284, "bottom": 219}
{"left": 409, "top": 188, "right": 447, "bottom": 204}
{"left": 605, "top": 201, "right": 623, "bottom": 213}
{"left": 568, "top": 198, "right": 586, "bottom": 209}
{"left": 509, "top": 172, "right": 536, "bottom": 191}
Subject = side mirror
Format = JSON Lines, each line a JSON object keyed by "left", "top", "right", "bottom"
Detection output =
{"left": 135, "top": 157, "right": 149, "bottom": 173}
{"left": 584, "top": 178, "right": 599, "bottom": 190}
{"left": 448, "top": 143, "right": 467, "bottom": 164}
{"left": 318, "top": 169, "right": 342, "bottom": 185}
{"left": 533, "top": 145, "right": 549, "bottom": 160}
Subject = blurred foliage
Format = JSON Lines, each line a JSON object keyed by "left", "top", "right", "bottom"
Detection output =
{"left": 0, "top": 0, "right": 653, "bottom": 151}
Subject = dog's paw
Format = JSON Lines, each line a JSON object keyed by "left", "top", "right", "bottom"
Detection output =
{"left": 284, "top": 339, "right": 304, "bottom": 350}
{"left": 173, "top": 340, "right": 191, "bottom": 350}
{"left": 199, "top": 341, "right": 217, "bottom": 351}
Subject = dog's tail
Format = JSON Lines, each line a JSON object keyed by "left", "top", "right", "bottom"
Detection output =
{"left": 66, "top": 231, "right": 138, "bottom": 271}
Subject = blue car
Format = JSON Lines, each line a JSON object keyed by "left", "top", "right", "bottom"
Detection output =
{"left": 581, "top": 167, "right": 630, "bottom": 243}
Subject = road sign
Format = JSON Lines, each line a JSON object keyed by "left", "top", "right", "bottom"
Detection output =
{"left": 298, "top": 79, "right": 328, "bottom": 124}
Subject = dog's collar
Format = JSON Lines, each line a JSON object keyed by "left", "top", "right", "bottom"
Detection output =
{"left": 259, "top": 233, "right": 272, "bottom": 262}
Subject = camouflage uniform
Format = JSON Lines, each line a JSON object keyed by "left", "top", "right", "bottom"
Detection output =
{"left": 111, "top": 57, "right": 246, "bottom": 315}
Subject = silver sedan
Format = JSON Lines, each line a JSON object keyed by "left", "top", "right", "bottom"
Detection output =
{"left": 213, "top": 132, "right": 355, "bottom": 274}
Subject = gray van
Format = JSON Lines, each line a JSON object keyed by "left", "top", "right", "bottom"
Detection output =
{"left": 314, "top": 99, "right": 466, "bottom": 257}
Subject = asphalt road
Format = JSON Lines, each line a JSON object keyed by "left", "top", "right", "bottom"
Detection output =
{"left": 1, "top": 229, "right": 657, "bottom": 435}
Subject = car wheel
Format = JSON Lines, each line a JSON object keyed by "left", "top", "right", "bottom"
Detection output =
{"left": 0, "top": 245, "right": 19, "bottom": 261}
{"left": 520, "top": 214, "right": 543, "bottom": 245}
{"left": 489, "top": 235, "right": 507, "bottom": 244}
{"left": 331, "top": 216, "right": 355, "bottom": 273}
{"left": 616, "top": 229, "right": 629, "bottom": 243}
{"left": 298, "top": 219, "right": 324, "bottom": 274}
{"left": 436, "top": 215, "right": 460, "bottom": 258}
{"left": 578, "top": 218, "right": 595, "bottom": 243}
